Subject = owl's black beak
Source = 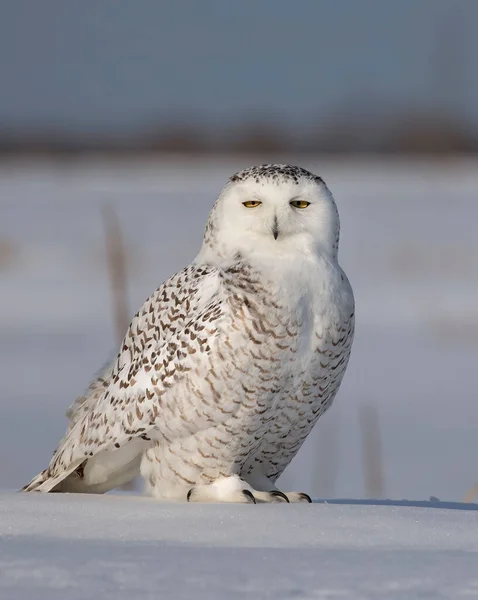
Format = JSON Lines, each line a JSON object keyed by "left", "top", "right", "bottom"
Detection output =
{"left": 272, "top": 215, "right": 279, "bottom": 240}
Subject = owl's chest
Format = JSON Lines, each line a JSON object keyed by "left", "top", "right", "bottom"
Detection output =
{"left": 228, "top": 259, "right": 352, "bottom": 371}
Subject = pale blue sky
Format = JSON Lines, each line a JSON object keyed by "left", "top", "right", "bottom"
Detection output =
{"left": 1, "top": 0, "right": 477, "bottom": 135}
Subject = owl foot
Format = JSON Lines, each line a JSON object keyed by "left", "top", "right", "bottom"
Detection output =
{"left": 186, "top": 475, "right": 257, "bottom": 504}
{"left": 184, "top": 474, "right": 313, "bottom": 504}
{"left": 252, "top": 491, "right": 312, "bottom": 503}
{"left": 282, "top": 492, "right": 312, "bottom": 503}
{"left": 252, "top": 490, "right": 290, "bottom": 503}
{"left": 243, "top": 472, "right": 312, "bottom": 503}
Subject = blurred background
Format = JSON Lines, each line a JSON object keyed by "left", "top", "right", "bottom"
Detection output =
{"left": 1, "top": 0, "right": 477, "bottom": 501}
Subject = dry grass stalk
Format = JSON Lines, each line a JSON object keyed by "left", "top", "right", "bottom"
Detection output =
{"left": 463, "top": 482, "right": 478, "bottom": 503}
{"left": 102, "top": 204, "right": 136, "bottom": 492}
{"left": 359, "top": 404, "right": 385, "bottom": 499}
{"left": 313, "top": 412, "right": 340, "bottom": 498}
{"left": 102, "top": 204, "right": 130, "bottom": 344}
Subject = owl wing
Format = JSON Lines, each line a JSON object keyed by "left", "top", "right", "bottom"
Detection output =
{"left": 23, "top": 264, "right": 227, "bottom": 492}
{"left": 65, "top": 362, "right": 114, "bottom": 432}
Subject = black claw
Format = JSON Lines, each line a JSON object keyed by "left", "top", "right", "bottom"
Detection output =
{"left": 298, "top": 492, "right": 312, "bottom": 503}
{"left": 187, "top": 488, "right": 194, "bottom": 502}
{"left": 270, "top": 490, "right": 290, "bottom": 503}
{"left": 242, "top": 489, "right": 256, "bottom": 504}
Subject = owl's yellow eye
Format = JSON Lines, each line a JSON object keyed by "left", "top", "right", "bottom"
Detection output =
{"left": 242, "top": 200, "right": 262, "bottom": 208}
{"left": 290, "top": 200, "right": 310, "bottom": 209}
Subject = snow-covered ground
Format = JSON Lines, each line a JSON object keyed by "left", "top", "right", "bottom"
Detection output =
{"left": 1, "top": 157, "right": 478, "bottom": 502}
{"left": 1, "top": 493, "right": 478, "bottom": 599}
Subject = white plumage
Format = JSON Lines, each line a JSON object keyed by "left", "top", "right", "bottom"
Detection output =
{"left": 23, "top": 164, "right": 354, "bottom": 503}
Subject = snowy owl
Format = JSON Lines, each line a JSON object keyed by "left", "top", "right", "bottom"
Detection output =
{"left": 23, "top": 164, "right": 355, "bottom": 503}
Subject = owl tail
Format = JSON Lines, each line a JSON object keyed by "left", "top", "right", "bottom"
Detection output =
{"left": 21, "top": 434, "right": 144, "bottom": 494}
{"left": 21, "top": 408, "right": 97, "bottom": 493}
{"left": 21, "top": 469, "right": 50, "bottom": 492}
{"left": 21, "top": 403, "right": 145, "bottom": 494}
{"left": 21, "top": 460, "right": 84, "bottom": 493}
{"left": 22, "top": 455, "right": 140, "bottom": 494}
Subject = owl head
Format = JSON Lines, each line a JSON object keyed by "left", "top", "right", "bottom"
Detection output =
{"left": 198, "top": 164, "right": 340, "bottom": 266}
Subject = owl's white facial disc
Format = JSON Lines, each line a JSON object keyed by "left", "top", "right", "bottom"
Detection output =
{"left": 198, "top": 164, "right": 340, "bottom": 265}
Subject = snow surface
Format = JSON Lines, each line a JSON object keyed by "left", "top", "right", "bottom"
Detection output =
{"left": 1, "top": 493, "right": 478, "bottom": 599}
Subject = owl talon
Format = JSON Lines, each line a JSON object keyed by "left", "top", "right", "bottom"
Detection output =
{"left": 185, "top": 476, "right": 258, "bottom": 503}
{"left": 242, "top": 489, "right": 256, "bottom": 503}
{"left": 270, "top": 490, "right": 290, "bottom": 503}
{"left": 296, "top": 492, "right": 312, "bottom": 503}
{"left": 283, "top": 492, "right": 313, "bottom": 503}
{"left": 251, "top": 490, "right": 290, "bottom": 503}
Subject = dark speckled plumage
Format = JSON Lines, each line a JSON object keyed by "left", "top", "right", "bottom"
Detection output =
{"left": 230, "top": 164, "right": 324, "bottom": 186}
